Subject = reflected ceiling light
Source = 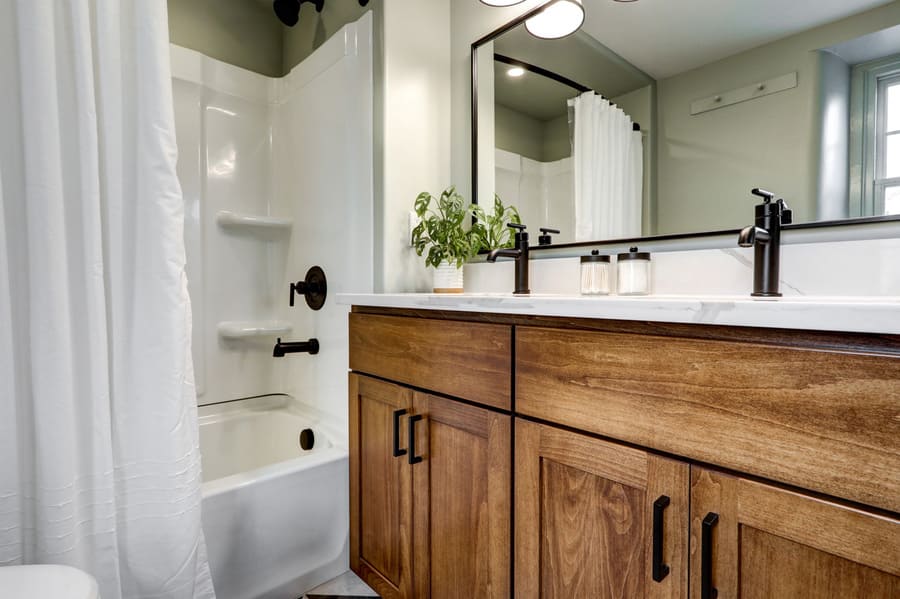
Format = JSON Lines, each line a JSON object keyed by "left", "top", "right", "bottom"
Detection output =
{"left": 507, "top": 66, "right": 526, "bottom": 77}
{"left": 480, "top": 0, "right": 526, "bottom": 6}
{"left": 525, "top": 0, "right": 584, "bottom": 40}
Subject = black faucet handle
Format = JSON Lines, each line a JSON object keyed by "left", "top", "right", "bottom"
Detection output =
{"left": 751, "top": 188, "right": 776, "bottom": 203}
{"left": 777, "top": 198, "right": 793, "bottom": 225}
{"left": 538, "top": 227, "right": 560, "bottom": 246}
{"left": 507, "top": 222, "right": 526, "bottom": 231}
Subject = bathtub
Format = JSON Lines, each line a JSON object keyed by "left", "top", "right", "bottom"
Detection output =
{"left": 199, "top": 395, "right": 348, "bottom": 599}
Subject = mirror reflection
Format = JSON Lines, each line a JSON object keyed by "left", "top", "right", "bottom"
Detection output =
{"left": 473, "top": 1, "right": 900, "bottom": 244}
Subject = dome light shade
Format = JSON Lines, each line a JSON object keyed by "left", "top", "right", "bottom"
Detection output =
{"left": 525, "top": 0, "right": 584, "bottom": 40}
{"left": 480, "top": 0, "right": 526, "bottom": 6}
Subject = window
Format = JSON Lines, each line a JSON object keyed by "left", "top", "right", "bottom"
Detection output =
{"left": 849, "top": 54, "right": 900, "bottom": 217}
{"left": 875, "top": 74, "right": 900, "bottom": 215}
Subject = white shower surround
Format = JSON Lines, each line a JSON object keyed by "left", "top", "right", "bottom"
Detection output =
{"left": 170, "top": 12, "right": 373, "bottom": 599}
{"left": 171, "top": 13, "right": 374, "bottom": 426}
{"left": 495, "top": 148, "right": 575, "bottom": 236}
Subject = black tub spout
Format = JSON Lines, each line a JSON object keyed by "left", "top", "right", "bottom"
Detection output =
{"left": 273, "top": 337, "right": 319, "bottom": 357}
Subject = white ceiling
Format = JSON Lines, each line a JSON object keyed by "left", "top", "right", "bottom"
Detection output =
{"left": 581, "top": 0, "right": 897, "bottom": 79}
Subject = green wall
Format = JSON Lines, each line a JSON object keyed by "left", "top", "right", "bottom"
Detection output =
{"left": 167, "top": 0, "right": 370, "bottom": 77}
{"left": 282, "top": 2, "right": 371, "bottom": 73}
{"left": 167, "top": 0, "right": 284, "bottom": 77}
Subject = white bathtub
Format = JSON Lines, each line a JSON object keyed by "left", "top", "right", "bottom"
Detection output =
{"left": 199, "top": 395, "right": 348, "bottom": 599}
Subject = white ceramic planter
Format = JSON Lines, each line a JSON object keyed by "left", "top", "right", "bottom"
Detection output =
{"left": 433, "top": 261, "right": 464, "bottom": 293}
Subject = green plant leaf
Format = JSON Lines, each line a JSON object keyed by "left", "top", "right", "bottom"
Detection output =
{"left": 410, "top": 185, "right": 479, "bottom": 269}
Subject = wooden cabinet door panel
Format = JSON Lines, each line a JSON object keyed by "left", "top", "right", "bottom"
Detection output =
{"left": 350, "top": 374, "right": 414, "bottom": 599}
{"left": 515, "top": 419, "right": 689, "bottom": 599}
{"left": 412, "top": 393, "right": 510, "bottom": 599}
{"left": 690, "top": 467, "right": 900, "bottom": 599}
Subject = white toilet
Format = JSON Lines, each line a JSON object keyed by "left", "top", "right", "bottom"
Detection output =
{"left": 0, "top": 565, "right": 100, "bottom": 599}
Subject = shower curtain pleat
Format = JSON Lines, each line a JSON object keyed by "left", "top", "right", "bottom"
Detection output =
{"left": 0, "top": 1, "right": 215, "bottom": 597}
{"left": 569, "top": 91, "right": 643, "bottom": 241}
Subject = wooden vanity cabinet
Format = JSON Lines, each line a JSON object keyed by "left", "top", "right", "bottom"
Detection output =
{"left": 350, "top": 308, "right": 900, "bottom": 599}
{"left": 690, "top": 467, "right": 900, "bottom": 599}
{"left": 515, "top": 419, "right": 689, "bottom": 599}
{"left": 349, "top": 374, "right": 414, "bottom": 598}
{"left": 411, "top": 391, "right": 510, "bottom": 598}
{"left": 349, "top": 313, "right": 513, "bottom": 599}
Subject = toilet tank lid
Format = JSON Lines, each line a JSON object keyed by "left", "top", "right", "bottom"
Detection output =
{"left": 0, "top": 565, "right": 99, "bottom": 599}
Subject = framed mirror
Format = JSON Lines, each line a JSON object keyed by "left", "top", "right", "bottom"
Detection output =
{"left": 472, "top": 0, "right": 900, "bottom": 247}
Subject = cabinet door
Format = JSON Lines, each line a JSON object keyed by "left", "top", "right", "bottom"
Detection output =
{"left": 349, "top": 374, "right": 414, "bottom": 599}
{"left": 411, "top": 392, "right": 510, "bottom": 599}
{"left": 515, "top": 419, "right": 689, "bottom": 599}
{"left": 690, "top": 467, "right": 900, "bottom": 599}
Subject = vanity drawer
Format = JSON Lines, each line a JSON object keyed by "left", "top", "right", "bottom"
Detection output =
{"left": 515, "top": 325, "right": 900, "bottom": 513}
{"left": 350, "top": 312, "right": 511, "bottom": 410}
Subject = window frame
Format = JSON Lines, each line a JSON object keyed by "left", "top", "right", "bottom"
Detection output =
{"left": 849, "top": 54, "right": 900, "bottom": 217}
{"left": 874, "top": 74, "right": 900, "bottom": 215}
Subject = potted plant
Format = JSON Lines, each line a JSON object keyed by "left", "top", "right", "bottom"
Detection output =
{"left": 411, "top": 186, "right": 480, "bottom": 293}
{"left": 472, "top": 194, "right": 521, "bottom": 251}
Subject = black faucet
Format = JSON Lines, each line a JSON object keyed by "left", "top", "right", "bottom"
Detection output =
{"left": 273, "top": 337, "right": 320, "bottom": 357}
{"left": 738, "top": 188, "right": 792, "bottom": 297}
{"left": 486, "top": 223, "right": 530, "bottom": 295}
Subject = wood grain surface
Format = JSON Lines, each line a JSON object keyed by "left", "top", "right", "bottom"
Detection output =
{"left": 516, "top": 326, "right": 900, "bottom": 512}
{"left": 412, "top": 393, "right": 510, "bottom": 598}
{"left": 350, "top": 313, "right": 511, "bottom": 410}
{"left": 515, "top": 419, "right": 688, "bottom": 599}
{"left": 690, "top": 467, "right": 900, "bottom": 599}
{"left": 349, "top": 374, "right": 414, "bottom": 598}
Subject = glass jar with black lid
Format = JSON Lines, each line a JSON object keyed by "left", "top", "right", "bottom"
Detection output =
{"left": 616, "top": 246, "right": 651, "bottom": 295}
{"left": 580, "top": 250, "right": 611, "bottom": 295}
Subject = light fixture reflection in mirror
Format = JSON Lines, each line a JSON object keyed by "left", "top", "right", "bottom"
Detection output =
{"left": 507, "top": 66, "right": 526, "bottom": 77}
{"left": 525, "top": 0, "right": 585, "bottom": 40}
{"left": 480, "top": 0, "right": 526, "bottom": 6}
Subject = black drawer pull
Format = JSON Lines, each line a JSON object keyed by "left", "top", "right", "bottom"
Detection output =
{"left": 392, "top": 409, "right": 407, "bottom": 457}
{"left": 408, "top": 414, "right": 423, "bottom": 465}
{"left": 701, "top": 512, "right": 719, "bottom": 599}
{"left": 652, "top": 495, "right": 671, "bottom": 582}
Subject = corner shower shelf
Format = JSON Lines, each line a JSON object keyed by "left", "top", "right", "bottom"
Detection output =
{"left": 216, "top": 210, "right": 293, "bottom": 234}
{"left": 217, "top": 320, "right": 293, "bottom": 339}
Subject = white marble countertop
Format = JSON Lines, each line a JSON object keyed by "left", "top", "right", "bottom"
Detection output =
{"left": 337, "top": 293, "right": 900, "bottom": 334}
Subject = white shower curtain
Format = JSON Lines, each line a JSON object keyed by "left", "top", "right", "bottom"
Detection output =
{"left": 0, "top": 2, "right": 215, "bottom": 598}
{"left": 568, "top": 92, "right": 643, "bottom": 241}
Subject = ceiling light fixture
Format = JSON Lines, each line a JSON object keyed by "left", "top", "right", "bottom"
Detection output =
{"left": 479, "top": 0, "right": 526, "bottom": 6}
{"left": 525, "top": 0, "right": 584, "bottom": 40}
{"left": 507, "top": 66, "right": 526, "bottom": 77}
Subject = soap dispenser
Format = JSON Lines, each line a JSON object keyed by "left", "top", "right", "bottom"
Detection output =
{"left": 617, "top": 246, "right": 652, "bottom": 295}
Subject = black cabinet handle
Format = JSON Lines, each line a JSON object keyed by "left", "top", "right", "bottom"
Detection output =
{"left": 652, "top": 495, "right": 671, "bottom": 582}
{"left": 392, "top": 409, "right": 407, "bottom": 457}
{"left": 701, "top": 512, "right": 719, "bottom": 599}
{"left": 408, "top": 414, "right": 423, "bottom": 465}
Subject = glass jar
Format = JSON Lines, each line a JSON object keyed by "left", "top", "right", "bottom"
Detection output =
{"left": 616, "top": 246, "right": 651, "bottom": 295}
{"left": 580, "top": 250, "right": 611, "bottom": 295}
